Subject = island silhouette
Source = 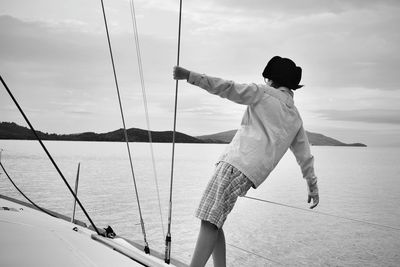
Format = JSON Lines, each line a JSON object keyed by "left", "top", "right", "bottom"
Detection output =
{"left": 0, "top": 122, "right": 366, "bottom": 147}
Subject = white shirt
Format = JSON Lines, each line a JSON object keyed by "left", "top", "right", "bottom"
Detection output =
{"left": 188, "top": 71, "right": 317, "bottom": 189}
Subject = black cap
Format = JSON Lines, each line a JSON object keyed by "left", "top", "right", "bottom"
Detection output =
{"left": 262, "top": 56, "right": 303, "bottom": 90}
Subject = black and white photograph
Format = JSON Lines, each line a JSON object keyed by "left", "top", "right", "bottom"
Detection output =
{"left": 1, "top": 0, "right": 399, "bottom": 266}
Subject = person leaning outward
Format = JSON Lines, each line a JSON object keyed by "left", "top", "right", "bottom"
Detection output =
{"left": 173, "top": 56, "right": 319, "bottom": 267}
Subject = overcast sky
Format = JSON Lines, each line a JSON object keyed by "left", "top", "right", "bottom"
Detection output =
{"left": 1, "top": 0, "right": 400, "bottom": 147}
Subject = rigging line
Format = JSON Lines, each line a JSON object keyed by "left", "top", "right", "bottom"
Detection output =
{"left": 165, "top": 0, "right": 183, "bottom": 264}
{"left": 227, "top": 242, "right": 286, "bottom": 266}
{"left": 244, "top": 196, "right": 400, "bottom": 232}
{"left": 0, "top": 161, "right": 56, "bottom": 218}
{"left": 99, "top": 0, "right": 150, "bottom": 254}
{"left": 0, "top": 75, "right": 101, "bottom": 235}
{"left": 129, "top": 0, "right": 165, "bottom": 238}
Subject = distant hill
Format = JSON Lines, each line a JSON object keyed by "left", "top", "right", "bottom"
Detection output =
{"left": 305, "top": 131, "right": 366, "bottom": 147}
{"left": 196, "top": 129, "right": 367, "bottom": 147}
{"left": 196, "top": 130, "right": 237, "bottom": 144}
{"left": 0, "top": 122, "right": 204, "bottom": 143}
{"left": 0, "top": 121, "right": 366, "bottom": 146}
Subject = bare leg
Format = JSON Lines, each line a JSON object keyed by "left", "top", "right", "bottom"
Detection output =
{"left": 212, "top": 228, "right": 226, "bottom": 267}
{"left": 190, "top": 220, "right": 219, "bottom": 267}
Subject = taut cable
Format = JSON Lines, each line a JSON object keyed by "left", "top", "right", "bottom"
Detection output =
{"left": 244, "top": 196, "right": 400, "bottom": 231}
{"left": 0, "top": 161, "right": 56, "bottom": 218}
{"left": 129, "top": 0, "right": 165, "bottom": 238}
{"left": 0, "top": 75, "right": 101, "bottom": 235}
{"left": 99, "top": 0, "right": 150, "bottom": 254}
{"left": 227, "top": 242, "right": 285, "bottom": 266}
{"left": 165, "top": 0, "right": 183, "bottom": 264}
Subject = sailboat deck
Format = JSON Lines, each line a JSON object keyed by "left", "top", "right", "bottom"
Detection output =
{"left": 0, "top": 195, "right": 181, "bottom": 267}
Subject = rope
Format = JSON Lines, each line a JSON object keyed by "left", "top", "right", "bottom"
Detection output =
{"left": 165, "top": 0, "right": 183, "bottom": 264}
{"left": 0, "top": 161, "right": 56, "bottom": 218}
{"left": 244, "top": 196, "right": 400, "bottom": 231}
{"left": 0, "top": 75, "right": 101, "bottom": 235}
{"left": 227, "top": 242, "right": 285, "bottom": 266}
{"left": 129, "top": 0, "right": 165, "bottom": 238}
{"left": 99, "top": 0, "right": 150, "bottom": 254}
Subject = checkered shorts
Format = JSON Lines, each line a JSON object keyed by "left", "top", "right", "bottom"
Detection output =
{"left": 195, "top": 162, "right": 253, "bottom": 229}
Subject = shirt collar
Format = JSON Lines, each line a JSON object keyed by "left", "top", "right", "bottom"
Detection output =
{"left": 278, "top": 86, "right": 294, "bottom": 98}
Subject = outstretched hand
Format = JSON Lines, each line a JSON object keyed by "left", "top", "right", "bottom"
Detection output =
{"left": 308, "top": 194, "right": 319, "bottom": 209}
{"left": 307, "top": 178, "right": 319, "bottom": 209}
{"left": 173, "top": 66, "right": 190, "bottom": 80}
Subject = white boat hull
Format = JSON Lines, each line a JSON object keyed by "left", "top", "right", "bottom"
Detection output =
{"left": 0, "top": 196, "right": 175, "bottom": 267}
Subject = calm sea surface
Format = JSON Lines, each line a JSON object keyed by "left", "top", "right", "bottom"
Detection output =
{"left": 0, "top": 140, "right": 399, "bottom": 266}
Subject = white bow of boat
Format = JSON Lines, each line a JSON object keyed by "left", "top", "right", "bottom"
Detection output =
{"left": 0, "top": 196, "right": 175, "bottom": 267}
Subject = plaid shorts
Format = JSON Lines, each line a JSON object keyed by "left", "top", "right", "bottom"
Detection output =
{"left": 195, "top": 162, "right": 253, "bottom": 229}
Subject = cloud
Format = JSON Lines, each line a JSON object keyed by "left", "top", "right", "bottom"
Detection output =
{"left": 318, "top": 109, "right": 400, "bottom": 125}
{"left": 0, "top": 14, "right": 175, "bottom": 111}
{"left": 0, "top": 14, "right": 165, "bottom": 133}
{"left": 0, "top": 15, "right": 110, "bottom": 89}
{"left": 216, "top": 0, "right": 400, "bottom": 16}
{"left": 166, "top": 0, "right": 400, "bottom": 91}
{"left": 1, "top": 1, "right": 400, "bottom": 146}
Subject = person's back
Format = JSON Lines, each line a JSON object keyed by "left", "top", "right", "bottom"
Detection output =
{"left": 218, "top": 82, "right": 303, "bottom": 188}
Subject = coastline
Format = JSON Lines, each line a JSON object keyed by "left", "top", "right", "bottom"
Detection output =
{"left": 0, "top": 121, "right": 367, "bottom": 147}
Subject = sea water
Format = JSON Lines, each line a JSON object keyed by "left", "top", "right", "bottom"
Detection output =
{"left": 0, "top": 140, "right": 399, "bottom": 266}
